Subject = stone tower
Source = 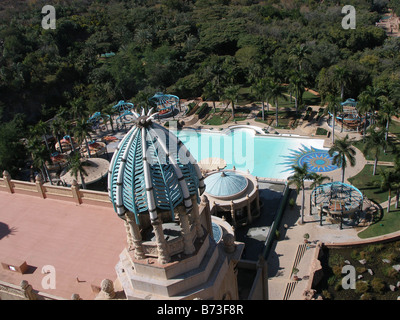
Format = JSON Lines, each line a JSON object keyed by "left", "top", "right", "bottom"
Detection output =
{"left": 108, "top": 109, "right": 243, "bottom": 300}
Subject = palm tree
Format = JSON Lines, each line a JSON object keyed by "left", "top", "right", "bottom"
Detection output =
{"left": 73, "top": 118, "right": 94, "bottom": 158}
{"left": 269, "top": 81, "right": 287, "bottom": 127}
{"left": 202, "top": 81, "right": 219, "bottom": 113}
{"left": 289, "top": 71, "right": 307, "bottom": 114}
{"left": 49, "top": 118, "right": 65, "bottom": 154}
{"left": 357, "top": 86, "right": 384, "bottom": 142}
{"left": 364, "top": 127, "right": 388, "bottom": 175}
{"left": 102, "top": 104, "right": 118, "bottom": 132}
{"left": 377, "top": 96, "right": 398, "bottom": 142}
{"left": 70, "top": 97, "right": 88, "bottom": 121}
{"left": 289, "top": 44, "right": 310, "bottom": 71}
{"left": 309, "top": 172, "right": 330, "bottom": 222}
{"left": 328, "top": 134, "right": 356, "bottom": 183}
{"left": 26, "top": 136, "right": 52, "bottom": 184}
{"left": 223, "top": 85, "right": 240, "bottom": 120}
{"left": 67, "top": 152, "right": 88, "bottom": 189}
{"left": 288, "top": 163, "right": 313, "bottom": 224}
{"left": 377, "top": 169, "right": 396, "bottom": 213}
{"left": 34, "top": 120, "right": 51, "bottom": 153}
{"left": 309, "top": 172, "right": 330, "bottom": 190}
{"left": 251, "top": 77, "right": 272, "bottom": 121}
{"left": 324, "top": 94, "right": 342, "bottom": 143}
{"left": 333, "top": 66, "right": 349, "bottom": 100}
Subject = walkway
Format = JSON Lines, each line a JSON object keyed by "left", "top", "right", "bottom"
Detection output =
{"left": 266, "top": 143, "right": 368, "bottom": 300}
{"left": 175, "top": 97, "right": 376, "bottom": 300}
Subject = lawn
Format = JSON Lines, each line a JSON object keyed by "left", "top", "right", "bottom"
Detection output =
{"left": 353, "top": 140, "right": 399, "bottom": 163}
{"left": 358, "top": 208, "right": 400, "bottom": 238}
{"left": 202, "top": 108, "right": 231, "bottom": 125}
{"left": 348, "top": 164, "right": 390, "bottom": 205}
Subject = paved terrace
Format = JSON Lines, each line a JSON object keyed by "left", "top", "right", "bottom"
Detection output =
{"left": 0, "top": 191, "right": 127, "bottom": 300}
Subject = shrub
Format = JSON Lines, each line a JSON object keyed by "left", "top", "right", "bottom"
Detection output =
{"left": 371, "top": 278, "right": 386, "bottom": 294}
{"left": 329, "top": 253, "right": 345, "bottom": 267}
{"left": 366, "top": 243, "right": 383, "bottom": 253}
{"left": 316, "top": 127, "right": 328, "bottom": 136}
{"left": 383, "top": 265, "right": 399, "bottom": 278}
{"left": 350, "top": 249, "right": 360, "bottom": 260}
{"left": 288, "top": 198, "right": 295, "bottom": 208}
{"left": 332, "top": 265, "right": 343, "bottom": 277}
{"left": 356, "top": 267, "right": 367, "bottom": 274}
{"left": 334, "top": 280, "right": 342, "bottom": 291}
{"left": 360, "top": 293, "right": 373, "bottom": 300}
{"left": 322, "top": 290, "right": 332, "bottom": 300}
{"left": 327, "top": 275, "right": 337, "bottom": 286}
{"left": 355, "top": 280, "right": 370, "bottom": 294}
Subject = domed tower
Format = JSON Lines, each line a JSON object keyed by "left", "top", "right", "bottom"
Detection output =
{"left": 108, "top": 109, "right": 243, "bottom": 300}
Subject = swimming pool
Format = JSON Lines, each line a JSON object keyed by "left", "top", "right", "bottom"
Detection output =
{"left": 175, "top": 128, "right": 334, "bottom": 180}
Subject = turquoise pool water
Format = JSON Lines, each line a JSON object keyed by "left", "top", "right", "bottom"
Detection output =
{"left": 175, "top": 128, "right": 328, "bottom": 180}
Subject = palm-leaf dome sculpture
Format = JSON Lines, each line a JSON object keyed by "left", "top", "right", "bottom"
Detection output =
{"left": 108, "top": 108, "right": 205, "bottom": 264}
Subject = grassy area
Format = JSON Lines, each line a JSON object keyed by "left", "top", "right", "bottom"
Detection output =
{"left": 315, "top": 241, "right": 400, "bottom": 300}
{"left": 352, "top": 140, "right": 399, "bottom": 163}
{"left": 358, "top": 208, "right": 400, "bottom": 238}
{"left": 389, "top": 120, "right": 400, "bottom": 138}
{"left": 348, "top": 164, "right": 400, "bottom": 238}
{"left": 348, "top": 164, "right": 390, "bottom": 205}
{"left": 303, "top": 90, "right": 321, "bottom": 106}
{"left": 316, "top": 127, "right": 328, "bottom": 135}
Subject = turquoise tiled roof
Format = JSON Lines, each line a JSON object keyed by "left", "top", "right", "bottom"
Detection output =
{"left": 108, "top": 109, "right": 205, "bottom": 224}
{"left": 204, "top": 171, "right": 248, "bottom": 198}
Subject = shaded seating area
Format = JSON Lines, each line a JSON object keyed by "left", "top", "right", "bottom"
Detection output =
{"left": 328, "top": 98, "right": 370, "bottom": 133}
{"left": 148, "top": 92, "right": 179, "bottom": 118}
{"left": 310, "top": 182, "right": 364, "bottom": 229}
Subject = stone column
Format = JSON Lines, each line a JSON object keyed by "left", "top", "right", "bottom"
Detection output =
{"left": 191, "top": 195, "right": 204, "bottom": 238}
{"left": 201, "top": 195, "right": 213, "bottom": 239}
{"left": 2, "top": 170, "right": 13, "bottom": 193}
{"left": 246, "top": 194, "right": 252, "bottom": 224}
{"left": 125, "top": 212, "right": 146, "bottom": 260}
{"left": 123, "top": 218, "right": 134, "bottom": 250}
{"left": 35, "top": 174, "right": 46, "bottom": 199}
{"left": 151, "top": 218, "right": 170, "bottom": 264}
{"left": 20, "top": 280, "right": 37, "bottom": 300}
{"left": 230, "top": 201, "right": 236, "bottom": 227}
{"left": 178, "top": 206, "right": 195, "bottom": 255}
{"left": 71, "top": 180, "right": 82, "bottom": 205}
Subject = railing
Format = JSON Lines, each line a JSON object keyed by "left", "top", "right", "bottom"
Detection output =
{"left": 0, "top": 280, "right": 66, "bottom": 300}
{"left": 0, "top": 171, "right": 111, "bottom": 208}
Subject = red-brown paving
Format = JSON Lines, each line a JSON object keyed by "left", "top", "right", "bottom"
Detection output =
{"left": 0, "top": 191, "right": 127, "bottom": 300}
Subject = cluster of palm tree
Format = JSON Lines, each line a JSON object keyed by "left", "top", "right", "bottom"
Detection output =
{"left": 357, "top": 85, "right": 399, "bottom": 176}
{"left": 287, "top": 163, "right": 330, "bottom": 224}
{"left": 288, "top": 133, "right": 358, "bottom": 224}
{"left": 202, "top": 44, "right": 310, "bottom": 126}
{"left": 250, "top": 44, "right": 310, "bottom": 126}
{"left": 25, "top": 99, "right": 113, "bottom": 188}
{"left": 379, "top": 156, "right": 400, "bottom": 213}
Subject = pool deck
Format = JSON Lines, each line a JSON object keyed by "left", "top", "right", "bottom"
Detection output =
{"left": 174, "top": 102, "right": 375, "bottom": 300}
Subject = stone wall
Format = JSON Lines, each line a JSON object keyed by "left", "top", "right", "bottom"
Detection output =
{"left": 0, "top": 171, "right": 112, "bottom": 208}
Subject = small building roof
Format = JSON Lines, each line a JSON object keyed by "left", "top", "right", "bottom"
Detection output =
{"left": 204, "top": 170, "right": 248, "bottom": 199}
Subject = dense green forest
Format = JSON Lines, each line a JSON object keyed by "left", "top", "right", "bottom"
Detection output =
{"left": 1, "top": 0, "right": 400, "bottom": 177}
